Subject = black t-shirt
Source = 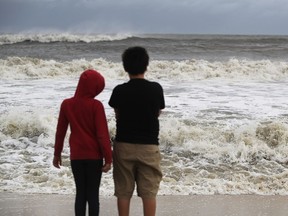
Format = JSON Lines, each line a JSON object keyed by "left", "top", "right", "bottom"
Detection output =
{"left": 109, "top": 79, "right": 165, "bottom": 144}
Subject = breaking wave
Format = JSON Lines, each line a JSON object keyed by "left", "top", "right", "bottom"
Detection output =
{"left": 0, "top": 33, "right": 132, "bottom": 45}
{"left": 1, "top": 57, "right": 288, "bottom": 81}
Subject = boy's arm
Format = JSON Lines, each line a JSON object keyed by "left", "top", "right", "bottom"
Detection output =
{"left": 114, "top": 108, "right": 119, "bottom": 119}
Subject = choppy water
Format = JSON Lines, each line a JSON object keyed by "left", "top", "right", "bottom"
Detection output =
{"left": 0, "top": 33, "right": 288, "bottom": 195}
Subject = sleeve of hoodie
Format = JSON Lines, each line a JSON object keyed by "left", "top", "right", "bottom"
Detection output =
{"left": 54, "top": 100, "right": 69, "bottom": 157}
{"left": 94, "top": 101, "right": 112, "bottom": 164}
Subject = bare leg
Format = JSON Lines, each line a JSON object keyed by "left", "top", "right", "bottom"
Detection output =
{"left": 142, "top": 198, "right": 156, "bottom": 216}
{"left": 117, "top": 198, "right": 131, "bottom": 216}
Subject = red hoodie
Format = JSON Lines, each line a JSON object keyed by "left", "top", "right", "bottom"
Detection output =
{"left": 54, "top": 69, "right": 112, "bottom": 164}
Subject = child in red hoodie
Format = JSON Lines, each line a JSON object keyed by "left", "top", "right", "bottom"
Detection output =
{"left": 53, "top": 69, "right": 112, "bottom": 216}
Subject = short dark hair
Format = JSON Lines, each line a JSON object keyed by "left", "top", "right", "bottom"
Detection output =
{"left": 122, "top": 46, "right": 149, "bottom": 75}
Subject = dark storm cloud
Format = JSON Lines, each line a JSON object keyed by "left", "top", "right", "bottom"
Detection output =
{"left": 0, "top": 0, "right": 288, "bottom": 34}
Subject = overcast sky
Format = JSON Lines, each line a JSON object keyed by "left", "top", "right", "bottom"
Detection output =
{"left": 0, "top": 0, "right": 288, "bottom": 35}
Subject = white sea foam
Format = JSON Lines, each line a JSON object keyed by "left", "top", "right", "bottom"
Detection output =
{"left": 1, "top": 108, "right": 288, "bottom": 195}
{"left": 0, "top": 33, "right": 132, "bottom": 45}
{"left": 1, "top": 57, "right": 288, "bottom": 81}
{"left": 0, "top": 77, "right": 288, "bottom": 195}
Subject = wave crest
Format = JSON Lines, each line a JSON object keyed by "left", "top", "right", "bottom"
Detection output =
{"left": 0, "top": 33, "right": 132, "bottom": 45}
{"left": 1, "top": 57, "right": 288, "bottom": 81}
{"left": 0, "top": 107, "right": 56, "bottom": 140}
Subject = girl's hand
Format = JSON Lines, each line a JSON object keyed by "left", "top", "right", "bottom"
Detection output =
{"left": 53, "top": 156, "right": 62, "bottom": 169}
{"left": 102, "top": 163, "right": 111, "bottom": 173}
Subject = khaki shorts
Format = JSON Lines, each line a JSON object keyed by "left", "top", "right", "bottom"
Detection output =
{"left": 113, "top": 142, "right": 162, "bottom": 199}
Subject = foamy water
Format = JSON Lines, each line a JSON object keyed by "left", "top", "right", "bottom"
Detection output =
{"left": 1, "top": 62, "right": 288, "bottom": 196}
{"left": 1, "top": 57, "right": 288, "bottom": 81}
{"left": 0, "top": 33, "right": 288, "bottom": 196}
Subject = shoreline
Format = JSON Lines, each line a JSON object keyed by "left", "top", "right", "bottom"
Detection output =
{"left": 1, "top": 193, "right": 288, "bottom": 216}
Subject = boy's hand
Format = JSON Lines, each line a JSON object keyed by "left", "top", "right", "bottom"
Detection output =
{"left": 53, "top": 156, "right": 62, "bottom": 169}
{"left": 102, "top": 163, "right": 111, "bottom": 173}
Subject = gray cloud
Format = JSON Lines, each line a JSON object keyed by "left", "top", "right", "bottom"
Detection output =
{"left": 0, "top": 0, "right": 288, "bottom": 34}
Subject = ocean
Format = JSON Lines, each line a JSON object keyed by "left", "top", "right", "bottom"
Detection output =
{"left": 0, "top": 33, "right": 288, "bottom": 196}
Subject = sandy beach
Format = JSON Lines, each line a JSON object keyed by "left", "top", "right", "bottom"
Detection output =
{"left": 1, "top": 193, "right": 288, "bottom": 216}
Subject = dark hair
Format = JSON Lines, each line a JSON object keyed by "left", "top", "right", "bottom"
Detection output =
{"left": 122, "top": 46, "right": 149, "bottom": 75}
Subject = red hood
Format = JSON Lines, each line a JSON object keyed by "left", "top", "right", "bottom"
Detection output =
{"left": 74, "top": 69, "right": 105, "bottom": 98}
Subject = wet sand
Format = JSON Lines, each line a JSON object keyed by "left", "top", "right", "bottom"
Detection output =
{"left": 1, "top": 193, "right": 288, "bottom": 216}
